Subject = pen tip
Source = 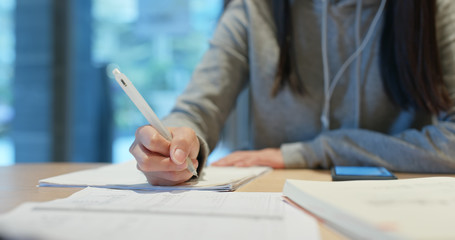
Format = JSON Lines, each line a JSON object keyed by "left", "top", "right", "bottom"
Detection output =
{"left": 191, "top": 170, "right": 198, "bottom": 178}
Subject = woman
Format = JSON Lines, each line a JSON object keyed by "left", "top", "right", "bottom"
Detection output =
{"left": 129, "top": 0, "right": 455, "bottom": 185}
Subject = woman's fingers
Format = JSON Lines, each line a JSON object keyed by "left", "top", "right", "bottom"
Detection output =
{"left": 211, "top": 149, "right": 285, "bottom": 169}
{"left": 212, "top": 151, "right": 248, "bottom": 166}
{"left": 130, "top": 142, "right": 188, "bottom": 172}
{"left": 169, "top": 127, "right": 200, "bottom": 165}
{"left": 135, "top": 125, "right": 170, "bottom": 156}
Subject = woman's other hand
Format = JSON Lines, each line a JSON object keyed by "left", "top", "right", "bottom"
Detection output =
{"left": 211, "top": 148, "right": 284, "bottom": 168}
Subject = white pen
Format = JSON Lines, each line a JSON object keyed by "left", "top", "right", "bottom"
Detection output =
{"left": 112, "top": 68, "right": 198, "bottom": 177}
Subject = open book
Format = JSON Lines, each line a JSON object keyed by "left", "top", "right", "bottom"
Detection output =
{"left": 39, "top": 160, "right": 271, "bottom": 191}
{"left": 283, "top": 177, "right": 455, "bottom": 240}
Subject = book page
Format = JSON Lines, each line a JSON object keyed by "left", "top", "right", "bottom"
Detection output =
{"left": 0, "top": 188, "right": 320, "bottom": 240}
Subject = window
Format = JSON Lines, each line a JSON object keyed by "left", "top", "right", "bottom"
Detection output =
{"left": 0, "top": 0, "right": 15, "bottom": 166}
{"left": 91, "top": 0, "right": 223, "bottom": 163}
{"left": 6, "top": 0, "right": 227, "bottom": 165}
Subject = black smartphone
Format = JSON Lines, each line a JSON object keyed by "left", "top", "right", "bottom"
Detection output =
{"left": 331, "top": 166, "right": 397, "bottom": 181}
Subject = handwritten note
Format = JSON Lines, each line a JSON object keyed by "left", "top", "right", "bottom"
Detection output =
{"left": 39, "top": 160, "right": 271, "bottom": 191}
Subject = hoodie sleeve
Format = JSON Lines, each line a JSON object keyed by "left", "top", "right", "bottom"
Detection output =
{"left": 162, "top": 0, "right": 250, "bottom": 167}
{"left": 281, "top": 0, "right": 455, "bottom": 173}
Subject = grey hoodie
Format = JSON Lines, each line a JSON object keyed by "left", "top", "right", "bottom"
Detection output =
{"left": 163, "top": 0, "right": 455, "bottom": 173}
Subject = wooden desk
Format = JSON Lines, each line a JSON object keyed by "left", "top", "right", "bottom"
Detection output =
{"left": 0, "top": 163, "right": 106, "bottom": 213}
{"left": 0, "top": 163, "right": 451, "bottom": 239}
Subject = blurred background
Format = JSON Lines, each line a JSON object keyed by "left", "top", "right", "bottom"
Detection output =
{"left": 0, "top": 0, "right": 248, "bottom": 166}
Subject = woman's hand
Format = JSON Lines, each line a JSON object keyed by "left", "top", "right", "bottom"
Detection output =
{"left": 211, "top": 148, "right": 285, "bottom": 169}
{"left": 129, "top": 125, "right": 200, "bottom": 186}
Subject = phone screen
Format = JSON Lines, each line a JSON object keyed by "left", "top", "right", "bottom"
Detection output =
{"left": 331, "top": 166, "right": 397, "bottom": 181}
{"left": 334, "top": 166, "right": 393, "bottom": 176}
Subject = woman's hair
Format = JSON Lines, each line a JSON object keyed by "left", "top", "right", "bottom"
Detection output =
{"left": 271, "top": 0, "right": 304, "bottom": 96}
{"left": 272, "top": 0, "right": 452, "bottom": 114}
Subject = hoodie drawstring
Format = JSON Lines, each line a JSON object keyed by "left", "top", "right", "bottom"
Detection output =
{"left": 320, "top": 0, "right": 386, "bottom": 131}
{"left": 355, "top": 0, "right": 363, "bottom": 128}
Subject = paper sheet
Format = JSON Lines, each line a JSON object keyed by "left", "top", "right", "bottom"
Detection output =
{"left": 0, "top": 188, "right": 320, "bottom": 240}
{"left": 284, "top": 177, "right": 455, "bottom": 240}
{"left": 39, "top": 160, "right": 271, "bottom": 191}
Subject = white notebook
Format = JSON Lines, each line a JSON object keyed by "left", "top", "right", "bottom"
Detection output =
{"left": 39, "top": 160, "right": 271, "bottom": 191}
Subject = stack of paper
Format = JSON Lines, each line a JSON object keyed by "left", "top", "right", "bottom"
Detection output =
{"left": 0, "top": 187, "right": 320, "bottom": 240}
{"left": 283, "top": 177, "right": 455, "bottom": 240}
{"left": 39, "top": 160, "right": 271, "bottom": 191}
